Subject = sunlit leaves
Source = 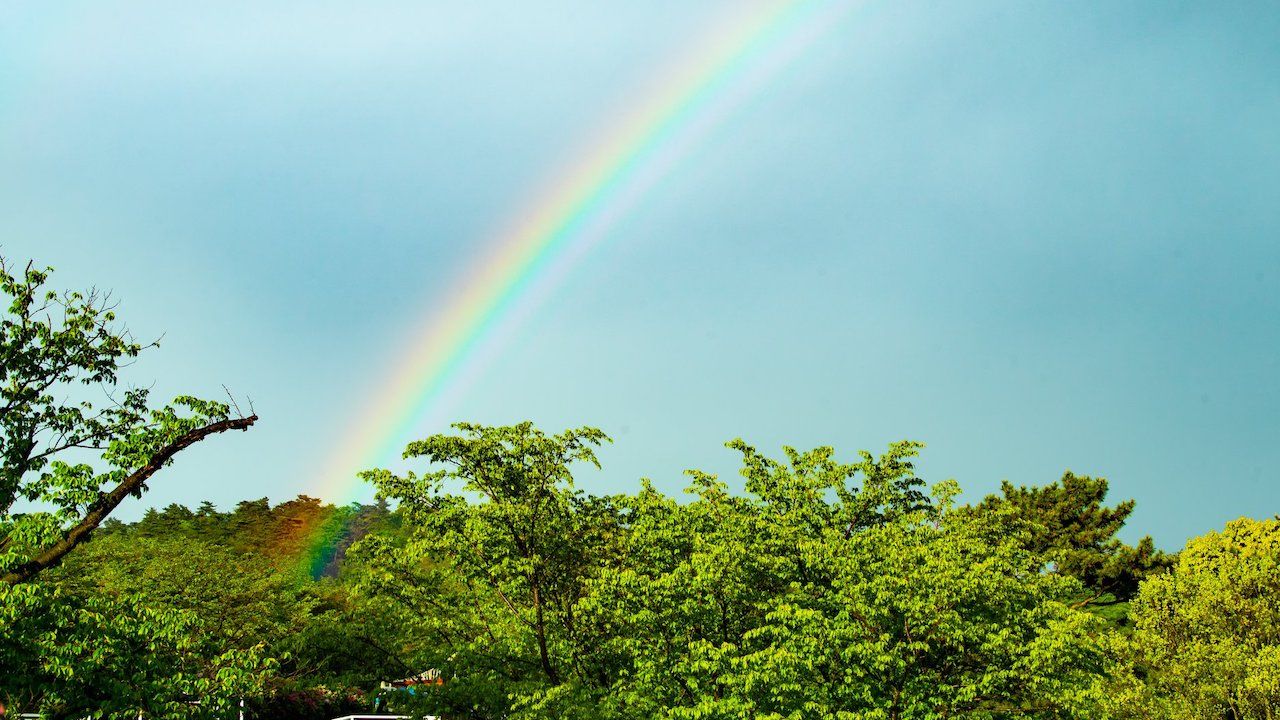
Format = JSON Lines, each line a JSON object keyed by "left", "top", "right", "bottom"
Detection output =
{"left": 1109, "top": 518, "right": 1280, "bottom": 719}
{"left": 360, "top": 425, "right": 1113, "bottom": 719}
{"left": 0, "top": 256, "right": 261, "bottom": 714}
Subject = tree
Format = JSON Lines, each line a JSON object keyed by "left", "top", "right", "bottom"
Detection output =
{"left": 359, "top": 424, "right": 1113, "bottom": 719}
{"left": 50, "top": 533, "right": 312, "bottom": 655}
{"left": 42, "top": 493, "right": 406, "bottom": 708}
{"left": 973, "top": 472, "right": 1171, "bottom": 608}
{"left": 0, "top": 258, "right": 257, "bottom": 585}
{"left": 0, "top": 580, "right": 275, "bottom": 718}
{"left": 578, "top": 441, "right": 1110, "bottom": 720}
{"left": 359, "top": 421, "right": 616, "bottom": 719}
{"left": 0, "top": 256, "right": 262, "bottom": 715}
{"left": 8, "top": 533, "right": 289, "bottom": 718}
{"left": 1108, "top": 517, "right": 1280, "bottom": 719}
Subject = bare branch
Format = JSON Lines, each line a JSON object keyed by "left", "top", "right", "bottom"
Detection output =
{"left": 222, "top": 385, "right": 245, "bottom": 419}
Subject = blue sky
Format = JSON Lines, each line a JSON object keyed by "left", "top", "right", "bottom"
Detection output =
{"left": 2, "top": 1, "right": 1277, "bottom": 548}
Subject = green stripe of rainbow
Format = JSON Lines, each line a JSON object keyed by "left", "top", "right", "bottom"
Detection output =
{"left": 306, "top": 0, "right": 859, "bottom": 567}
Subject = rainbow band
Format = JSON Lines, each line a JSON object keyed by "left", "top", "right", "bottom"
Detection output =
{"left": 313, "top": 0, "right": 859, "bottom": 527}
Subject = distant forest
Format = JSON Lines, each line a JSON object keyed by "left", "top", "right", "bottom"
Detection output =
{"left": 107, "top": 495, "right": 391, "bottom": 580}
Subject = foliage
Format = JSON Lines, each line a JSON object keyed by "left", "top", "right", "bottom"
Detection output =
{"left": 358, "top": 421, "right": 616, "bottom": 719}
{"left": 973, "top": 472, "right": 1172, "bottom": 610}
{"left": 0, "top": 253, "right": 1248, "bottom": 720}
{"left": 1106, "top": 517, "right": 1280, "bottom": 719}
{"left": 63, "top": 494, "right": 402, "bottom": 686}
{"left": 361, "top": 424, "right": 1114, "bottom": 719}
{"left": 5, "top": 490, "right": 404, "bottom": 717}
{"left": 575, "top": 442, "right": 1109, "bottom": 720}
{"left": 0, "top": 255, "right": 261, "bottom": 715}
{"left": 124, "top": 494, "right": 389, "bottom": 580}
{"left": 51, "top": 533, "right": 313, "bottom": 655}
{"left": 0, "top": 581, "right": 274, "bottom": 719}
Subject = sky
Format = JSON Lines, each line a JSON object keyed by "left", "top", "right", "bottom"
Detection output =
{"left": 1, "top": 1, "right": 1277, "bottom": 549}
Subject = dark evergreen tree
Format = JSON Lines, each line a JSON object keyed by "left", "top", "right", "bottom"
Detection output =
{"left": 974, "top": 471, "right": 1172, "bottom": 605}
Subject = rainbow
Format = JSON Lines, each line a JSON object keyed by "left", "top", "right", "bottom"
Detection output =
{"left": 302, "top": 0, "right": 860, "bottom": 571}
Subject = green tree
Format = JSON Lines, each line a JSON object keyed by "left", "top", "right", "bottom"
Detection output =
{"left": 973, "top": 472, "right": 1171, "bottom": 609}
{"left": 1108, "top": 517, "right": 1280, "bottom": 719}
{"left": 50, "top": 533, "right": 312, "bottom": 655}
{"left": 0, "top": 581, "right": 275, "bottom": 718}
{"left": 359, "top": 421, "right": 616, "bottom": 719}
{"left": 578, "top": 441, "right": 1109, "bottom": 720}
{"left": 0, "top": 257, "right": 257, "bottom": 584}
{"left": 359, "top": 424, "right": 1113, "bottom": 720}
{"left": 136, "top": 502, "right": 198, "bottom": 538}
{"left": 46, "top": 493, "right": 405, "bottom": 706}
{"left": 0, "top": 256, "right": 263, "bottom": 715}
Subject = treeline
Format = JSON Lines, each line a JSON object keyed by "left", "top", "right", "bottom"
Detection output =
{"left": 3, "top": 259, "right": 1279, "bottom": 719}
{"left": 21, "top": 422, "right": 1280, "bottom": 719}
{"left": 107, "top": 495, "right": 390, "bottom": 579}
{"left": 24, "top": 496, "right": 406, "bottom": 718}
{"left": 342, "top": 423, "right": 1276, "bottom": 719}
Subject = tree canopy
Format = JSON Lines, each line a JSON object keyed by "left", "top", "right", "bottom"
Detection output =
{"left": 1, "top": 255, "right": 1271, "bottom": 720}
{"left": 359, "top": 425, "right": 1115, "bottom": 719}
{"left": 0, "top": 257, "right": 263, "bottom": 717}
{"left": 973, "top": 473, "right": 1172, "bottom": 609}
{"left": 0, "top": 258, "right": 257, "bottom": 585}
{"left": 1107, "top": 517, "right": 1280, "bottom": 719}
